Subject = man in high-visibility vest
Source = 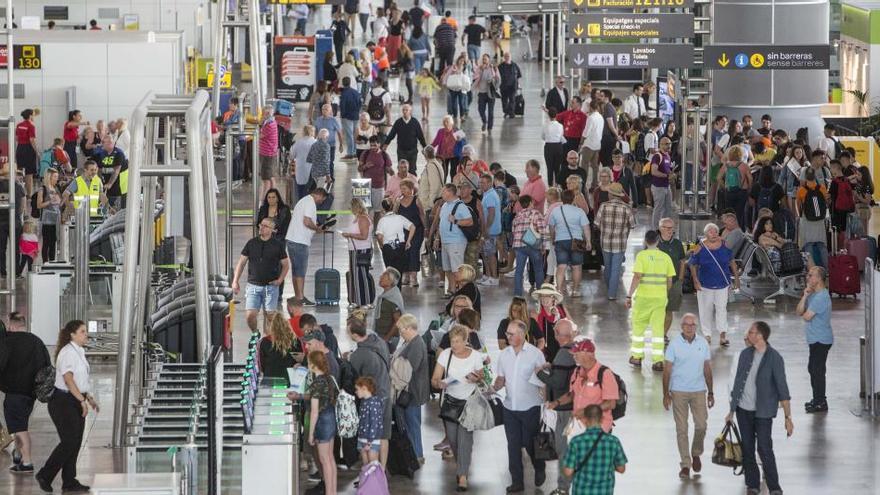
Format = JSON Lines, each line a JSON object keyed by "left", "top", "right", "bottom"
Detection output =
{"left": 625, "top": 229, "right": 676, "bottom": 371}
{"left": 62, "top": 159, "right": 109, "bottom": 218}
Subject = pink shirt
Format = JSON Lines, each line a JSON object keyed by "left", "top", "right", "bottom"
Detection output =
{"left": 518, "top": 175, "right": 547, "bottom": 213}
{"left": 569, "top": 362, "right": 619, "bottom": 432}
{"left": 385, "top": 172, "right": 417, "bottom": 200}
{"left": 259, "top": 119, "right": 279, "bottom": 157}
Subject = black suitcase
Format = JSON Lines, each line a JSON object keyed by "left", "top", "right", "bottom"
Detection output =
{"left": 346, "top": 244, "right": 375, "bottom": 307}
{"left": 387, "top": 408, "right": 421, "bottom": 479}
{"left": 514, "top": 91, "right": 525, "bottom": 116}
{"left": 582, "top": 225, "right": 603, "bottom": 271}
{"left": 314, "top": 232, "right": 340, "bottom": 305}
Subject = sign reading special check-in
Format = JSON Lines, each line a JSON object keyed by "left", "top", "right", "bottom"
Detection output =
{"left": 703, "top": 45, "right": 830, "bottom": 70}
{"left": 568, "top": 13, "right": 694, "bottom": 39}
{"left": 568, "top": 44, "right": 694, "bottom": 69}
{"left": 570, "top": 0, "right": 695, "bottom": 9}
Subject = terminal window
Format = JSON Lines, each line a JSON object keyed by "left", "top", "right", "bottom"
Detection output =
{"left": 98, "top": 8, "right": 120, "bottom": 19}
{"left": 43, "top": 6, "right": 69, "bottom": 21}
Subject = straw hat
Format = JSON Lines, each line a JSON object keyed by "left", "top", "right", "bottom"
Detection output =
{"left": 607, "top": 183, "right": 626, "bottom": 198}
{"left": 532, "top": 283, "right": 564, "bottom": 303}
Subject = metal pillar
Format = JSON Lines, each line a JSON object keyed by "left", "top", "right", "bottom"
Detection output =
{"left": 210, "top": 0, "right": 228, "bottom": 117}
{"left": 2, "top": 0, "right": 15, "bottom": 307}
{"left": 73, "top": 201, "right": 90, "bottom": 323}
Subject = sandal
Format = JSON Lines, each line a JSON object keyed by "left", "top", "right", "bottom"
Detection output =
{"left": 720, "top": 339, "right": 731, "bottom": 347}
{"left": 628, "top": 357, "right": 642, "bottom": 368}
{"left": 651, "top": 362, "right": 664, "bottom": 372}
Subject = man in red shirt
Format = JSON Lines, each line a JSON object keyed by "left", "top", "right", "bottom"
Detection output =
{"left": 286, "top": 297, "right": 305, "bottom": 339}
{"left": 556, "top": 96, "right": 587, "bottom": 157}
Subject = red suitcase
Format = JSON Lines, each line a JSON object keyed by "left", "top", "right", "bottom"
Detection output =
{"left": 845, "top": 238, "right": 872, "bottom": 271}
{"left": 829, "top": 254, "right": 860, "bottom": 297}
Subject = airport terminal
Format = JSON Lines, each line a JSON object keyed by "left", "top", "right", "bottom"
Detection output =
{"left": 0, "top": 0, "right": 878, "bottom": 493}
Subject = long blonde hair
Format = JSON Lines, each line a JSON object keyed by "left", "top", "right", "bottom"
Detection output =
{"left": 268, "top": 314, "right": 294, "bottom": 353}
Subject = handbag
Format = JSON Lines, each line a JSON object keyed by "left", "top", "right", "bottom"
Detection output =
{"left": 396, "top": 388, "right": 414, "bottom": 408}
{"left": 533, "top": 421, "right": 558, "bottom": 461}
{"left": 459, "top": 390, "right": 495, "bottom": 431}
{"left": 522, "top": 222, "right": 542, "bottom": 249}
{"left": 355, "top": 248, "right": 373, "bottom": 267}
{"left": 560, "top": 206, "right": 587, "bottom": 253}
{"left": 488, "top": 81, "right": 501, "bottom": 99}
{"left": 712, "top": 421, "right": 744, "bottom": 475}
{"left": 488, "top": 394, "right": 504, "bottom": 427}
{"left": 438, "top": 351, "right": 466, "bottom": 423}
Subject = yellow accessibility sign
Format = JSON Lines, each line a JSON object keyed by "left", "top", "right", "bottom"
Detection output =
{"left": 750, "top": 53, "right": 765, "bottom": 68}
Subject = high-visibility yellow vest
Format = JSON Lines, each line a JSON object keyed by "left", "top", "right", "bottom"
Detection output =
{"left": 119, "top": 169, "right": 129, "bottom": 195}
{"left": 73, "top": 175, "right": 102, "bottom": 217}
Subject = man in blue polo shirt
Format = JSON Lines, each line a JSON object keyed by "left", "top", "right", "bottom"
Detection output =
{"left": 431, "top": 183, "right": 473, "bottom": 296}
{"left": 797, "top": 266, "right": 833, "bottom": 413}
{"left": 478, "top": 173, "right": 502, "bottom": 286}
{"left": 662, "top": 313, "right": 714, "bottom": 480}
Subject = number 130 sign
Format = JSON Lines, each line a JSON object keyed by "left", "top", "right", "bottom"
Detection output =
{"left": 0, "top": 44, "right": 42, "bottom": 70}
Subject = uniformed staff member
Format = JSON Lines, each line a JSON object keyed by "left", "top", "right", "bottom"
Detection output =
{"left": 91, "top": 135, "right": 128, "bottom": 209}
{"left": 625, "top": 229, "right": 675, "bottom": 371}
{"left": 61, "top": 160, "right": 110, "bottom": 218}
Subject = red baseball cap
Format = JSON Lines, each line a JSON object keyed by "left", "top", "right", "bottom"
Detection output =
{"left": 571, "top": 339, "right": 596, "bottom": 354}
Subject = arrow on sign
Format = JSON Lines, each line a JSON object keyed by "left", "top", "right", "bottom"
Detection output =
{"left": 718, "top": 53, "right": 729, "bottom": 68}
{"left": 574, "top": 24, "right": 584, "bottom": 36}
{"left": 573, "top": 53, "right": 585, "bottom": 66}
{"left": 573, "top": 0, "right": 584, "bottom": 5}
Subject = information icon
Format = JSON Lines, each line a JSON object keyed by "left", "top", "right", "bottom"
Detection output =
{"left": 735, "top": 53, "right": 748, "bottom": 68}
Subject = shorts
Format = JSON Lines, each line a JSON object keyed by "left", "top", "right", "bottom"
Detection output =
{"left": 3, "top": 393, "right": 35, "bottom": 434}
{"left": 287, "top": 241, "right": 310, "bottom": 278}
{"left": 15, "top": 144, "right": 37, "bottom": 176}
{"left": 358, "top": 438, "right": 382, "bottom": 452}
{"left": 314, "top": 408, "right": 337, "bottom": 443}
{"left": 371, "top": 188, "right": 385, "bottom": 209}
{"left": 482, "top": 235, "right": 498, "bottom": 257}
{"left": 555, "top": 240, "right": 584, "bottom": 266}
{"left": 259, "top": 154, "right": 279, "bottom": 181}
{"left": 666, "top": 278, "right": 683, "bottom": 311}
{"left": 441, "top": 242, "right": 466, "bottom": 272}
{"left": 709, "top": 162, "right": 722, "bottom": 184}
{"left": 464, "top": 240, "right": 480, "bottom": 267}
{"left": 245, "top": 283, "right": 280, "bottom": 311}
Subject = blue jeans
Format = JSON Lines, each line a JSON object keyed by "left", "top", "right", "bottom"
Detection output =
{"left": 502, "top": 406, "right": 545, "bottom": 487}
{"left": 341, "top": 118, "right": 356, "bottom": 157}
{"left": 401, "top": 404, "right": 423, "bottom": 458}
{"left": 447, "top": 90, "right": 467, "bottom": 120}
{"left": 736, "top": 408, "right": 781, "bottom": 492}
{"left": 602, "top": 251, "right": 626, "bottom": 299}
{"left": 413, "top": 52, "right": 428, "bottom": 72}
{"left": 514, "top": 246, "right": 544, "bottom": 296}
{"left": 804, "top": 242, "right": 828, "bottom": 269}
{"left": 245, "top": 283, "right": 280, "bottom": 311}
{"left": 477, "top": 93, "right": 495, "bottom": 130}
{"left": 467, "top": 44, "right": 481, "bottom": 63}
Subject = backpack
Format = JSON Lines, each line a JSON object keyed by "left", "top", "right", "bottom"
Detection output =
{"left": 39, "top": 148, "right": 58, "bottom": 177}
{"left": 367, "top": 90, "right": 388, "bottom": 121}
{"left": 832, "top": 177, "right": 855, "bottom": 212}
{"left": 34, "top": 346, "right": 55, "bottom": 403}
{"left": 725, "top": 164, "right": 742, "bottom": 190}
{"left": 757, "top": 186, "right": 775, "bottom": 210}
{"left": 802, "top": 184, "right": 827, "bottom": 221}
{"left": 450, "top": 201, "right": 480, "bottom": 242}
{"left": 338, "top": 358, "right": 358, "bottom": 395}
{"left": 634, "top": 131, "right": 648, "bottom": 162}
{"left": 598, "top": 365, "right": 628, "bottom": 420}
{"left": 832, "top": 137, "right": 845, "bottom": 159}
{"left": 332, "top": 376, "right": 359, "bottom": 438}
{"left": 453, "top": 137, "right": 467, "bottom": 159}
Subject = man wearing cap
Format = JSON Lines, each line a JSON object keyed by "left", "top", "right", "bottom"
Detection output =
{"left": 595, "top": 182, "right": 636, "bottom": 300}
{"left": 301, "top": 316, "right": 340, "bottom": 382}
{"left": 662, "top": 313, "right": 714, "bottom": 479}
{"left": 536, "top": 319, "right": 578, "bottom": 495}
{"left": 626, "top": 230, "right": 676, "bottom": 371}
{"left": 548, "top": 338, "right": 619, "bottom": 434}
{"left": 491, "top": 319, "right": 548, "bottom": 493}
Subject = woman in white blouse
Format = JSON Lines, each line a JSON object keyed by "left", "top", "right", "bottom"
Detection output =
{"left": 543, "top": 107, "right": 566, "bottom": 188}
{"left": 431, "top": 324, "right": 485, "bottom": 492}
{"left": 375, "top": 198, "right": 415, "bottom": 286}
{"left": 36, "top": 320, "right": 98, "bottom": 493}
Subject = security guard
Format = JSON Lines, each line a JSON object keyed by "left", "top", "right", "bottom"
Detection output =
{"left": 625, "top": 229, "right": 676, "bottom": 371}
{"left": 62, "top": 159, "right": 109, "bottom": 218}
{"left": 91, "top": 134, "right": 128, "bottom": 209}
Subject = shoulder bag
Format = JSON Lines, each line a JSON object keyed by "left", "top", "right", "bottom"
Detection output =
{"left": 438, "top": 350, "right": 467, "bottom": 423}
{"left": 561, "top": 206, "right": 587, "bottom": 253}
{"left": 711, "top": 421, "right": 744, "bottom": 475}
{"left": 699, "top": 240, "right": 732, "bottom": 289}
{"left": 533, "top": 420, "right": 558, "bottom": 461}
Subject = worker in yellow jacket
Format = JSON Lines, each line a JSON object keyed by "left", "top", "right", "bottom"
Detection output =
{"left": 626, "top": 229, "right": 676, "bottom": 371}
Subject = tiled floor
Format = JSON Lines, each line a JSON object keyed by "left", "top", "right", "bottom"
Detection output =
{"left": 2, "top": 9, "right": 880, "bottom": 495}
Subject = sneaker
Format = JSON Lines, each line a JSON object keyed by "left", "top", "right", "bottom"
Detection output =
{"left": 476, "top": 276, "right": 492, "bottom": 286}
{"left": 9, "top": 463, "right": 33, "bottom": 473}
{"left": 12, "top": 448, "right": 21, "bottom": 466}
{"left": 35, "top": 473, "right": 53, "bottom": 493}
{"left": 651, "top": 362, "right": 664, "bottom": 372}
{"left": 300, "top": 298, "right": 316, "bottom": 307}
{"left": 60, "top": 482, "right": 90, "bottom": 493}
{"left": 805, "top": 401, "right": 828, "bottom": 413}
{"left": 489, "top": 277, "right": 500, "bottom": 286}
{"left": 433, "top": 440, "right": 450, "bottom": 451}
{"left": 691, "top": 456, "right": 702, "bottom": 473}
{"left": 307, "top": 470, "right": 322, "bottom": 483}
{"left": 678, "top": 467, "right": 690, "bottom": 479}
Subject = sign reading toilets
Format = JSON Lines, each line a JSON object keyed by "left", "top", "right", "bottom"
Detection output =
{"left": 274, "top": 36, "right": 315, "bottom": 103}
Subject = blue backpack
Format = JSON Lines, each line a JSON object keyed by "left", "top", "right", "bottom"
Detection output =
{"left": 453, "top": 138, "right": 467, "bottom": 159}
{"left": 39, "top": 148, "right": 57, "bottom": 178}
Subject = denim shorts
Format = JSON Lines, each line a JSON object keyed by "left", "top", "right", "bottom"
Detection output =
{"left": 357, "top": 438, "right": 382, "bottom": 452}
{"left": 314, "top": 408, "right": 337, "bottom": 443}
{"left": 482, "top": 235, "right": 498, "bottom": 256}
{"left": 245, "top": 283, "right": 279, "bottom": 311}
{"left": 287, "top": 241, "right": 310, "bottom": 278}
{"left": 555, "top": 240, "right": 584, "bottom": 266}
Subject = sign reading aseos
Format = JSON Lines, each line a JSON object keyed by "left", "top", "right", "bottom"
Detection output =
{"left": 569, "top": 13, "right": 694, "bottom": 39}
{"left": 570, "top": 0, "right": 695, "bottom": 9}
{"left": 704, "top": 45, "right": 830, "bottom": 70}
{"left": 569, "top": 44, "right": 694, "bottom": 69}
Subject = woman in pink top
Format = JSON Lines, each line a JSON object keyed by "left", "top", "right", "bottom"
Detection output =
{"left": 431, "top": 115, "right": 459, "bottom": 182}
{"left": 385, "top": 160, "right": 417, "bottom": 200}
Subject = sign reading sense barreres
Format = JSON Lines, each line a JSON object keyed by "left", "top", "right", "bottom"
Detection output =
{"left": 568, "top": 44, "right": 694, "bottom": 69}
{"left": 703, "top": 45, "right": 830, "bottom": 70}
{"left": 570, "top": 0, "right": 695, "bottom": 9}
{"left": 569, "top": 13, "right": 694, "bottom": 38}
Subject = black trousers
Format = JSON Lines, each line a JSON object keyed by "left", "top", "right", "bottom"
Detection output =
{"left": 42, "top": 223, "right": 58, "bottom": 263}
{"left": 398, "top": 148, "right": 419, "bottom": 175}
{"left": 442, "top": 158, "right": 457, "bottom": 183}
{"left": 0, "top": 224, "right": 21, "bottom": 276}
{"left": 599, "top": 133, "right": 617, "bottom": 168}
{"left": 808, "top": 342, "right": 832, "bottom": 403}
{"left": 38, "top": 390, "right": 85, "bottom": 487}
{"left": 381, "top": 243, "right": 406, "bottom": 288}
{"left": 502, "top": 405, "right": 545, "bottom": 487}
{"left": 436, "top": 46, "right": 455, "bottom": 75}
{"left": 543, "top": 142, "right": 565, "bottom": 187}
{"left": 500, "top": 87, "right": 516, "bottom": 116}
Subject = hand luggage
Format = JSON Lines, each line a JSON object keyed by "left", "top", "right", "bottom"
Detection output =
{"left": 356, "top": 461, "right": 391, "bottom": 495}
{"left": 829, "top": 228, "right": 860, "bottom": 298}
{"left": 779, "top": 241, "right": 804, "bottom": 274}
{"left": 845, "top": 237, "right": 873, "bottom": 272}
{"left": 386, "top": 408, "right": 420, "bottom": 479}
{"left": 315, "top": 232, "right": 341, "bottom": 305}
{"left": 514, "top": 89, "right": 525, "bottom": 117}
{"left": 582, "top": 224, "right": 603, "bottom": 271}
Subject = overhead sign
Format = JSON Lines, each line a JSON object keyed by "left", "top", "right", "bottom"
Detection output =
{"left": 196, "top": 58, "right": 231, "bottom": 89}
{"left": 569, "top": 13, "right": 694, "bottom": 38}
{"left": 568, "top": 44, "right": 694, "bottom": 69}
{"left": 571, "top": 0, "right": 695, "bottom": 10}
{"left": 274, "top": 36, "right": 315, "bottom": 103}
{"left": 266, "top": 0, "right": 344, "bottom": 4}
{"left": 0, "top": 44, "right": 42, "bottom": 70}
{"left": 704, "top": 45, "right": 830, "bottom": 70}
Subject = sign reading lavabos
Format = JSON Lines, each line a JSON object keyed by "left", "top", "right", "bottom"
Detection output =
{"left": 568, "top": 13, "right": 694, "bottom": 39}
{"left": 570, "top": 0, "right": 695, "bottom": 9}
{"left": 568, "top": 44, "right": 694, "bottom": 69}
{"left": 704, "top": 45, "right": 830, "bottom": 70}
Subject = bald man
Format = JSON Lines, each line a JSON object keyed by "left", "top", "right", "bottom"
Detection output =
{"left": 558, "top": 150, "right": 588, "bottom": 193}
{"left": 662, "top": 313, "right": 714, "bottom": 479}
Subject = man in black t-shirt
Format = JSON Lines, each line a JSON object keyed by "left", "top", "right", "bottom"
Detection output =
{"left": 408, "top": 0, "right": 426, "bottom": 30}
{"left": 462, "top": 16, "right": 486, "bottom": 63}
{"left": 232, "top": 217, "right": 290, "bottom": 333}
{"left": 558, "top": 150, "right": 588, "bottom": 193}
{"left": 92, "top": 135, "right": 128, "bottom": 208}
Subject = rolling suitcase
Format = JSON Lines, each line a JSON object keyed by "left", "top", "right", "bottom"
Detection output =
{"left": 386, "top": 408, "right": 420, "bottom": 479}
{"left": 315, "top": 232, "right": 341, "bottom": 305}
{"left": 514, "top": 88, "right": 525, "bottom": 117}
{"left": 582, "top": 224, "right": 603, "bottom": 271}
{"left": 829, "top": 228, "right": 860, "bottom": 298}
{"left": 844, "top": 237, "right": 873, "bottom": 272}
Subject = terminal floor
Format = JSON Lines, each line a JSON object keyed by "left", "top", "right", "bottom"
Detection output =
{"left": 2, "top": 18, "right": 880, "bottom": 495}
